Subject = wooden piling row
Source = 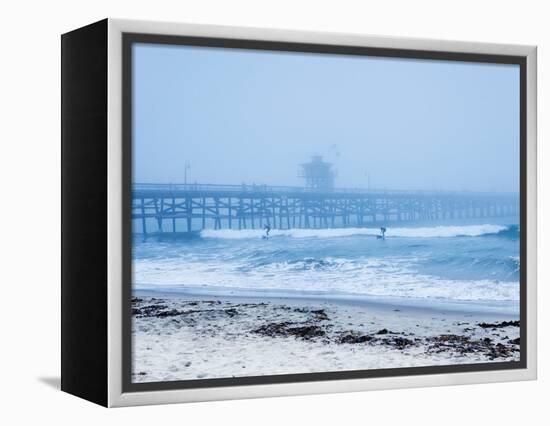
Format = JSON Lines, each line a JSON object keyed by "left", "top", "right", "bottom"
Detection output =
{"left": 131, "top": 185, "right": 519, "bottom": 235}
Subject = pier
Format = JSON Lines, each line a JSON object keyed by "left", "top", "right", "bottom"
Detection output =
{"left": 132, "top": 183, "right": 519, "bottom": 234}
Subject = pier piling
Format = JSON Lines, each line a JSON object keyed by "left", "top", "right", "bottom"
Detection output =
{"left": 132, "top": 183, "right": 519, "bottom": 234}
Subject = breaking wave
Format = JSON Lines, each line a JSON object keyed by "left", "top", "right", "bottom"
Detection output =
{"left": 134, "top": 255, "right": 519, "bottom": 302}
{"left": 201, "top": 224, "right": 510, "bottom": 240}
{"left": 133, "top": 221, "right": 520, "bottom": 305}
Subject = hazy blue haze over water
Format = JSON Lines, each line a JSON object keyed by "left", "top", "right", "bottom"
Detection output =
{"left": 133, "top": 44, "right": 520, "bottom": 193}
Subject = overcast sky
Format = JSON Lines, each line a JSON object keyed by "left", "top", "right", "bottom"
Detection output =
{"left": 133, "top": 43, "right": 520, "bottom": 193}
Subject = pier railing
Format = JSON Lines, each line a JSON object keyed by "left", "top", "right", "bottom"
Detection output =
{"left": 133, "top": 183, "right": 515, "bottom": 197}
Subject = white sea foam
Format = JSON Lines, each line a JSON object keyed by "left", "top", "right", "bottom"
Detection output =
{"left": 200, "top": 224, "right": 508, "bottom": 240}
{"left": 133, "top": 254, "right": 519, "bottom": 302}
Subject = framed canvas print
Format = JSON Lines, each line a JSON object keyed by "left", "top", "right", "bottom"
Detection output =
{"left": 61, "top": 18, "right": 537, "bottom": 407}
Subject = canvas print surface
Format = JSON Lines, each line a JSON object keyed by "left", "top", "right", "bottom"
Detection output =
{"left": 130, "top": 42, "right": 521, "bottom": 384}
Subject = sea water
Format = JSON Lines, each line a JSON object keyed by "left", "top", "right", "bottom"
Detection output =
{"left": 132, "top": 218, "right": 520, "bottom": 313}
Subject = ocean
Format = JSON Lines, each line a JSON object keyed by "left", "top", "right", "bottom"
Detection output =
{"left": 132, "top": 218, "right": 520, "bottom": 313}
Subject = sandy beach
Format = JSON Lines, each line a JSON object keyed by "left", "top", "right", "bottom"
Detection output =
{"left": 132, "top": 291, "right": 520, "bottom": 383}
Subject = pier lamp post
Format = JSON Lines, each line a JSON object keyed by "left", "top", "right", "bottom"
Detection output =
{"left": 184, "top": 161, "right": 191, "bottom": 185}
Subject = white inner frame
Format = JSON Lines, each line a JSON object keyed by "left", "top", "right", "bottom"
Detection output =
{"left": 106, "top": 18, "right": 537, "bottom": 407}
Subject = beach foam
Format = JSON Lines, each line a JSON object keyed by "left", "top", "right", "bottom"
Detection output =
{"left": 134, "top": 221, "right": 520, "bottom": 306}
{"left": 134, "top": 254, "right": 519, "bottom": 302}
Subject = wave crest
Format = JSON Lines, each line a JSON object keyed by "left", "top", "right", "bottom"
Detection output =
{"left": 201, "top": 224, "right": 509, "bottom": 240}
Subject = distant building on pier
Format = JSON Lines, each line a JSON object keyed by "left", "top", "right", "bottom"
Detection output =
{"left": 299, "top": 155, "right": 336, "bottom": 191}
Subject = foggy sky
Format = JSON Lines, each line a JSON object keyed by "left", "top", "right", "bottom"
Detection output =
{"left": 133, "top": 43, "right": 520, "bottom": 193}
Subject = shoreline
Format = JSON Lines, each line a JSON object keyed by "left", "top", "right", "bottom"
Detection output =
{"left": 132, "top": 291, "right": 520, "bottom": 383}
{"left": 134, "top": 286, "right": 520, "bottom": 316}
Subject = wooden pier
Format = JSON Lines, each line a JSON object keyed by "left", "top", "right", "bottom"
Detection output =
{"left": 132, "top": 183, "right": 519, "bottom": 234}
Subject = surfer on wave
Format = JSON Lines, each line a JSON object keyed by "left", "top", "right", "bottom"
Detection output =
{"left": 263, "top": 224, "right": 271, "bottom": 239}
{"left": 377, "top": 227, "right": 387, "bottom": 240}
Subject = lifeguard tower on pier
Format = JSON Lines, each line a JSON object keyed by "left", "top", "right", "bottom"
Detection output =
{"left": 299, "top": 155, "right": 336, "bottom": 191}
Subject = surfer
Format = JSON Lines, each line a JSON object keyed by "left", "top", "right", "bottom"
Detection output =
{"left": 377, "top": 227, "right": 387, "bottom": 240}
{"left": 263, "top": 224, "right": 271, "bottom": 239}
